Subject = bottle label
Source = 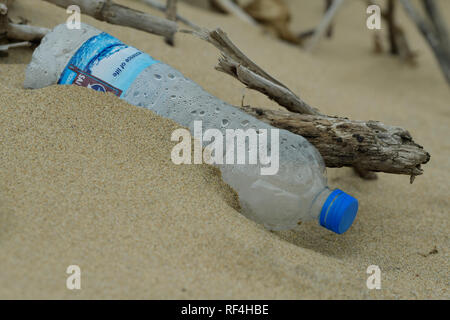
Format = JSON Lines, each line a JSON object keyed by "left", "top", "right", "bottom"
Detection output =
{"left": 58, "top": 32, "right": 158, "bottom": 97}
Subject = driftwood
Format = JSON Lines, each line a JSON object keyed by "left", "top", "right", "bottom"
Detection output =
{"left": 7, "top": 23, "right": 50, "bottom": 41}
{"left": 0, "top": 0, "right": 11, "bottom": 40}
{"left": 422, "top": 0, "right": 450, "bottom": 56}
{"left": 324, "top": 0, "right": 334, "bottom": 38}
{"left": 164, "top": 0, "right": 177, "bottom": 45}
{"left": 189, "top": 28, "right": 430, "bottom": 181}
{"left": 241, "top": 107, "right": 429, "bottom": 181}
{"left": 400, "top": 0, "right": 450, "bottom": 83}
{"left": 0, "top": 0, "right": 49, "bottom": 43}
{"left": 305, "top": 0, "right": 344, "bottom": 51}
{"left": 186, "top": 28, "right": 318, "bottom": 115}
{"left": 12, "top": 0, "right": 430, "bottom": 179}
{"left": 298, "top": 0, "right": 335, "bottom": 43}
{"left": 210, "top": 0, "right": 257, "bottom": 26}
{"left": 44, "top": 0, "right": 178, "bottom": 39}
{"left": 0, "top": 40, "right": 31, "bottom": 55}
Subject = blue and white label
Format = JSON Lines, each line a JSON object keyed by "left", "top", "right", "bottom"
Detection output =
{"left": 59, "top": 32, "right": 158, "bottom": 97}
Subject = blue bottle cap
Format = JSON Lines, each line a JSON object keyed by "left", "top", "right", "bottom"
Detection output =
{"left": 319, "top": 189, "right": 358, "bottom": 234}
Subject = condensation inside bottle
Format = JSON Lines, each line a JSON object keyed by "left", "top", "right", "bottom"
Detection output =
{"left": 124, "top": 64, "right": 328, "bottom": 230}
{"left": 25, "top": 24, "right": 329, "bottom": 231}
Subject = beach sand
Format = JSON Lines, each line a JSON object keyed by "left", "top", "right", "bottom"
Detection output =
{"left": 0, "top": 0, "right": 448, "bottom": 299}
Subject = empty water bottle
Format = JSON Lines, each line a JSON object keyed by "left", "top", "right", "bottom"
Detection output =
{"left": 24, "top": 24, "right": 358, "bottom": 233}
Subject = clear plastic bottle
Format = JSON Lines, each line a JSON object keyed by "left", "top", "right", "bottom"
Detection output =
{"left": 24, "top": 24, "right": 358, "bottom": 233}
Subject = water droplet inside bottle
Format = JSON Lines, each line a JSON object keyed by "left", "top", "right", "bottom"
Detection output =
{"left": 168, "top": 74, "right": 175, "bottom": 79}
{"left": 170, "top": 95, "right": 176, "bottom": 99}
{"left": 199, "top": 110, "right": 205, "bottom": 116}
{"left": 215, "top": 108, "right": 220, "bottom": 113}
{"left": 241, "top": 120, "right": 249, "bottom": 127}
{"left": 221, "top": 119, "right": 229, "bottom": 127}
{"left": 191, "top": 110, "right": 197, "bottom": 114}
{"left": 154, "top": 74, "right": 162, "bottom": 80}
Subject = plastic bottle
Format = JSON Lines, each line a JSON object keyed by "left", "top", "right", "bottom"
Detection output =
{"left": 24, "top": 24, "right": 358, "bottom": 233}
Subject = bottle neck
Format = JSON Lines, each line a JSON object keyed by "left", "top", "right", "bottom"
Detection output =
{"left": 308, "top": 187, "right": 333, "bottom": 221}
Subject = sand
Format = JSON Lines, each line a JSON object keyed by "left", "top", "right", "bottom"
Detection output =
{"left": 0, "top": 0, "right": 448, "bottom": 299}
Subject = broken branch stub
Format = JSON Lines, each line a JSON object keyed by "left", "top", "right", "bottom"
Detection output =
{"left": 242, "top": 107, "right": 430, "bottom": 182}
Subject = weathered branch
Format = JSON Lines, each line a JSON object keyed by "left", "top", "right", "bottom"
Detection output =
{"left": 305, "top": 0, "right": 344, "bottom": 51}
{"left": 185, "top": 28, "right": 319, "bottom": 115}
{"left": 7, "top": 23, "right": 50, "bottom": 41}
{"left": 383, "top": 0, "right": 416, "bottom": 64}
{"left": 19, "top": 2, "right": 430, "bottom": 179}
{"left": 210, "top": 0, "right": 257, "bottom": 26}
{"left": 421, "top": 0, "right": 450, "bottom": 58}
{"left": 386, "top": 0, "right": 399, "bottom": 55}
{"left": 187, "top": 28, "right": 429, "bottom": 179}
{"left": 400, "top": 0, "right": 450, "bottom": 83}
{"left": 44, "top": 0, "right": 178, "bottom": 38}
{"left": 141, "top": 0, "right": 201, "bottom": 31}
{"left": 164, "top": 0, "right": 177, "bottom": 45}
{"left": 0, "top": 40, "right": 31, "bottom": 55}
{"left": 241, "top": 106, "right": 430, "bottom": 182}
{"left": 298, "top": 0, "right": 336, "bottom": 43}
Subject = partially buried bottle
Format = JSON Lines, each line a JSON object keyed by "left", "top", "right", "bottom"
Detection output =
{"left": 24, "top": 23, "right": 358, "bottom": 234}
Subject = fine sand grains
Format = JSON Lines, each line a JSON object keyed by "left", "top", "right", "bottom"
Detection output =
{"left": 0, "top": 84, "right": 360, "bottom": 299}
{"left": 0, "top": 0, "right": 448, "bottom": 299}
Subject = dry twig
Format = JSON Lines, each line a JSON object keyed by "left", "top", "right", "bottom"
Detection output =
{"left": 382, "top": 0, "right": 416, "bottom": 64}
{"left": 305, "top": 0, "right": 344, "bottom": 51}
{"left": 0, "top": 0, "right": 11, "bottom": 40}
{"left": 185, "top": 28, "right": 318, "bottom": 115}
